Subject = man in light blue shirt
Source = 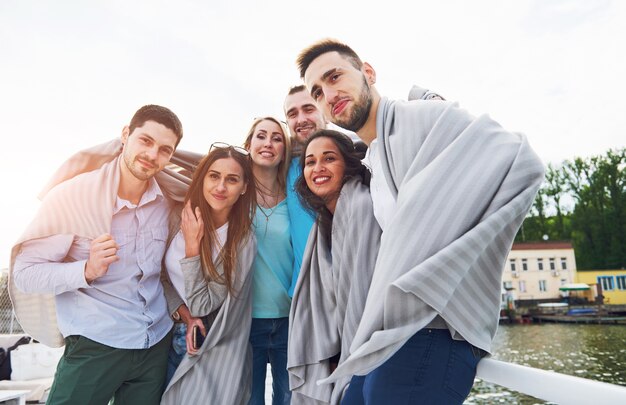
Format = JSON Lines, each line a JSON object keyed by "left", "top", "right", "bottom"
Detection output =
{"left": 283, "top": 85, "right": 327, "bottom": 296}
{"left": 13, "top": 105, "right": 183, "bottom": 404}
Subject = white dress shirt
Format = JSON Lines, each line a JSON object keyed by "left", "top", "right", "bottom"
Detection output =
{"left": 14, "top": 176, "right": 173, "bottom": 349}
{"left": 362, "top": 138, "right": 396, "bottom": 231}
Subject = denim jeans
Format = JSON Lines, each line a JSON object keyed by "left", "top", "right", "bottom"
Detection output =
{"left": 341, "top": 328, "right": 483, "bottom": 405}
{"left": 164, "top": 323, "right": 187, "bottom": 387}
{"left": 248, "top": 317, "right": 291, "bottom": 405}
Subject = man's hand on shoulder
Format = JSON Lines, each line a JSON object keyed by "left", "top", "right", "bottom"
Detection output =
{"left": 84, "top": 233, "right": 119, "bottom": 283}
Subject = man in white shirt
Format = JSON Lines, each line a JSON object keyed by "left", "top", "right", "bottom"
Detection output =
{"left": 12, "top": 105, "right": 183, "bottom": 404}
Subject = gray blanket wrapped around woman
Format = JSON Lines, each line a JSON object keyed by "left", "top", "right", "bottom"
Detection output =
{"left": 288, "top": 178, "right": 381, "bottom": 404}
{"left": 161, "top": 237, "right": 256, "bottom": 405}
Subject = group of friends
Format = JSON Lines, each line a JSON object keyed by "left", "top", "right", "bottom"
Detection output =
{"left": 8, "top": 39, "right": 545, "bottom": 405}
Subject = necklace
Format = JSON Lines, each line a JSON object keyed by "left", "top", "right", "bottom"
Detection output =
{"left": 257, "top": 203, "right": 278, "bottom": 237}
{"left": 259, "top": 190, "right": 276, "bottom": 203}
{"left": 256, "top": 183, "right": 283, "bottom": 208}
{"left": 258, "top": 204, "right": 276, "bottom": 222}
{"left": 255, "top": 181, "right": 284, "bottom": 236}
{"left": 257, "top": 183, "right": 280, "bottom": 201}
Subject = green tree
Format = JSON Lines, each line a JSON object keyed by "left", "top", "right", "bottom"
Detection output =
{"left": 544, "top": 163, "right": 569, "bottom": 239}
{"left": 517, "top": 148, "right": 625, "bottom": 269}
{"left": 516, "top": 187, "right": 548, "bottom": 242}
{"left": 596, "top": 149, "right": 626, "bottom": 268}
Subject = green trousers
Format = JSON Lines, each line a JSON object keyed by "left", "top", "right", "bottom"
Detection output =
{"left": 47, "top": 332, "right": 172, "bottom": 405}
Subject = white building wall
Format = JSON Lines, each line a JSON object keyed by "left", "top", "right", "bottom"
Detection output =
{"left": 501, "top": 246, "right": 577, "bottom": 301}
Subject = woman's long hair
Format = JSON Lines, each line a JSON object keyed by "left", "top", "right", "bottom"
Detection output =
{"left": 243, "top": 117, "right": 292, "bottom": 193}
{"left": 295, "top": 130, "right": 367, "bottom": 243}
{"left": 184, "top": 147, "right": 256, "bottom": 295}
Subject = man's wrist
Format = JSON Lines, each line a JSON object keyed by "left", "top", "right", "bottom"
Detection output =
{"left": 84, "top": 262, "right": 96, "bottom": 284}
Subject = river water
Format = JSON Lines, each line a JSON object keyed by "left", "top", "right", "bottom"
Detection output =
{"left": 467, "top": 323, "right": 626, "bottom": 404}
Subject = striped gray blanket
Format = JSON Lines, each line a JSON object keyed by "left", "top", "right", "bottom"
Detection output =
{"left": 288, "top": 178, "right": 381, "bottom": 404}
{"left": 161, "top": 238, "right": 256, "bottom": 404}
{"left": 321, "top": 98, "right": 545, "bottom": 385}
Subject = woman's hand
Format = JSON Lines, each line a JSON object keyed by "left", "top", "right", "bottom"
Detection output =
{"left": 185, "top": 316, "right": 207, "bottom": 356}
{"left": 177, "top": 304, "right": 207, "bottom": 356}
{"left": 181, "top": 201, "right": 204, "bottom": 258}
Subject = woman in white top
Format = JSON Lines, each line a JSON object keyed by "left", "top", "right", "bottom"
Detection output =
{"left": 161, "top": 143, "right": 257, "bottom": 404}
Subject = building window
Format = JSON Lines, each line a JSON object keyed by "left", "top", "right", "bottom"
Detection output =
{"left": 522, "top": 258, "right": 528, "bottom": 271}
{"left": 519, "top": 280, "right": 526, "bottom": 293}
{"left": 503, "top": 281, "right": 513, "bottom": 290}
{"left": 537, "top": 258, "right": 544, "bottom": 271}
{"left": 616, "top": 276, "right": 626, "bottom": 291}
{"left": 598, "top": 276, "right": 614, "bottom": 292}
{"left": 510, "top": 259, "right": 516, "bottom": 272}
{"left": 561, "top": 257, "right": 568, "bottom": 270}
{"left": 539, "top": 280, "right": 547, "bottom": 292}
{"left": 549, "top": 258, "right": 556, "bottom": 271}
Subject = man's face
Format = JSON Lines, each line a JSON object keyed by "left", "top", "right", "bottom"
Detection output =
{"left": 284, "top": 90, "right": 326, "bottom": 142}
{"left": 304, "top": 51, "right": 374, "bottom": 133}
{"left": 121, "top": 120, "right": 178, "bottom": 181}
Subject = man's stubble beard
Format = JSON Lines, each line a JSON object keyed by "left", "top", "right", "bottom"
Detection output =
{"left": 334, "top": 76, "right": 372, "bottom": 133}
{"left": 123, "top": 149, "right": 155, "bottom": 181}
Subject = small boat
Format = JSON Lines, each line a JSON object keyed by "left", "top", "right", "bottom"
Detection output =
{"left": 537, "top": 302, "right": 569, "bottom": 308}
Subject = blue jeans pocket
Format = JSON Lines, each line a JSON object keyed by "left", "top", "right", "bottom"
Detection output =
{"left": 443, "top": 340, "right": 481, "bottom": 401}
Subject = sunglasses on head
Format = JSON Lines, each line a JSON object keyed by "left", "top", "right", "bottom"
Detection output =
{"left": 209, "top": 142, "right": 249, "bottom": 156}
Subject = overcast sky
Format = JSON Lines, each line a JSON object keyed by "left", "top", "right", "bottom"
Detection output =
{"left": 1, "top": 0, "right": 625, "bottom": 267}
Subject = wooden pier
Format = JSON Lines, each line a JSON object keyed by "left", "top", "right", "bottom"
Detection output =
{"left": 531, "top": 315, "right": 626, "bottom": 324}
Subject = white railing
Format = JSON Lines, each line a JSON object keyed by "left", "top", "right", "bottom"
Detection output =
{"left": 476, "top": 358, "right": 626, "bottom": 404}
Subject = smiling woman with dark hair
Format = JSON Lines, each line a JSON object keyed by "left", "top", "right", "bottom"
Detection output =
{"left": 288, "top": 130, "right": 380, "bottom": 404}
{"left": 295, "top": 130, "right": 368, "bottom": 243}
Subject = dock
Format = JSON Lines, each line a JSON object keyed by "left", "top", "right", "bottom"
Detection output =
{"left": 531, "top": 315, "right": 626, "bottom": 324}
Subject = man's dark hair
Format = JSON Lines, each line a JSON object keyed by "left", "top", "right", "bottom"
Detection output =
{"left": 128, "top": 105, "right": 184, "bottom": 147}
{"left": 296, "top": 39, "right": 363, "bottom": 79}
{"left": 287, "top": 84, "right": 307, "bottom": 96}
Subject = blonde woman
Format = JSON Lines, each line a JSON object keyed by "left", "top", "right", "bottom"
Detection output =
{"left": 244, "top": 117, "right": 293, "bottom": 405}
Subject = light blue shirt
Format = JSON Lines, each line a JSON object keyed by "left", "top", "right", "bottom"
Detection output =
{"left": 286, "top": 158, "right": 315, "bottom": 297}
{"left": 14, "top": 177, "right": 173, "bottom": 349}
{"left": 251, "top": 200, "right": 294, "bottom": 318}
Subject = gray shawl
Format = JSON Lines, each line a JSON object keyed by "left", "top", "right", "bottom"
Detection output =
{"left": 161, "top": 236, "right": 256, "bottom": 405}
{"left": 321, "top": 98, "right": 545, "bottom": 384}
{"left": 288, "top": 179, "right": 381, "bottom": 404}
